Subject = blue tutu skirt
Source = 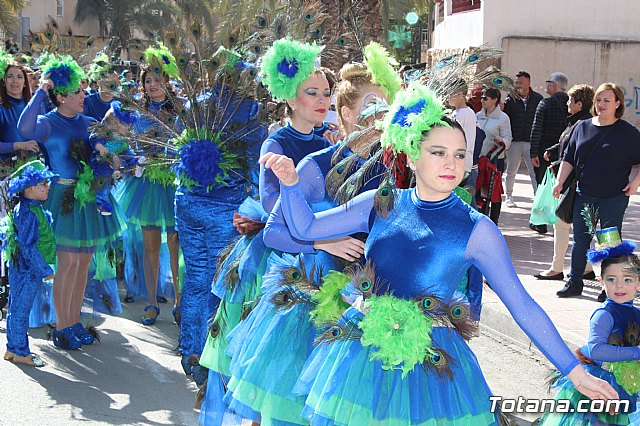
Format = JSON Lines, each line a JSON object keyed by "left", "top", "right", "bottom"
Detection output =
{"left": 295, "top": 309, "right": 500, "bottom": 425}
{"left": 223, "top": 251, "right": 341, "bottom": 425}
{"left": 539, "top": 363, "right": 634, "bottom": 425}
{"left": 46, "top": 182, "right": 125, "bottom": 250}
{"left": 29, "top": 279, "right": 55, "bottom": 327}
{"left": 114, "top": 176, "right": 176, "bottom": 230}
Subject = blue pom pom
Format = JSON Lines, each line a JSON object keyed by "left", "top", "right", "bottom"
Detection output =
{"left": 176, "top": 140, "right": 223, "bottom": 187}
{"left": 49, "top": 64, "right": 73, "bottom": 89}
{"left": 587, "top": 241, "right": 637, "bottom": 264}
{"left": 391, "top": 99, "right": 426, "bottom": 127}
{"left": 277, "top": 58, "right": 299, "bottom": 78}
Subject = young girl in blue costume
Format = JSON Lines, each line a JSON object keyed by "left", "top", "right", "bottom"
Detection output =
{"left": 540, "top": 227, "right": 640, "bottom": 425}
{"left": 1, "top": 160, "right": 56, "bottom": 367}
{"left": 0, "top": 50, "right": 41, "bottom": 166}
{"left": 114, "top": 43, "right": 181, "bottom": 325}
{"left": 264, "top": 82, "right": 619, "bottom": 425}
{"left": 17, "top": 55, "right": 123, "bottom": 350}
{"left": 200, "top": 43, "right": 399, "bottom": 426}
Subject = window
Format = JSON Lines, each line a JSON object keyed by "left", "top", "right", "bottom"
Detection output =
{"left": 452, "top": 0, "right": 481, "bottom": 14}
{"left": 56, "top": 0, "right": 64, "bottom": 17}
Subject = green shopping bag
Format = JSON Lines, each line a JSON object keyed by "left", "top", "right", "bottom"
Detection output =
{"left": 530, "top": 168, "right": 558, "bottom": 226}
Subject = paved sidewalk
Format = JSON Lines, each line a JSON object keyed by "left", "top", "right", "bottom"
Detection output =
{"left": 480, "top": 173, "right": 640, "bottom": 353}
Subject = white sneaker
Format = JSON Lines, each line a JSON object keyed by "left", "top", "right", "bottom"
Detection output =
{"left": 505, "top": 197, "right": 517, "bottom": 208}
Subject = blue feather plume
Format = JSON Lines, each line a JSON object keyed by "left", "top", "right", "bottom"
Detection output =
{"left": 111, "top": 101, "right": 141, "bottom": 126}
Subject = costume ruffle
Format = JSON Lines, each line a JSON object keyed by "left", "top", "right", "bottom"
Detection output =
{"left": 45, "top": 182, "right": 125, "bottom": 249}
{"left": 114, "top": 176, "right": 176, "bottom": 229}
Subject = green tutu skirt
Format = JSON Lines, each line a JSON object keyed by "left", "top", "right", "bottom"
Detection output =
{"left": 114, "top": 176, "right": 176, "bottom": 230}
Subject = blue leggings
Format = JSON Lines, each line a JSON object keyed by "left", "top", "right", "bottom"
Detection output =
{"left": 6, "top": 269, "right": 40, "bottom": 356}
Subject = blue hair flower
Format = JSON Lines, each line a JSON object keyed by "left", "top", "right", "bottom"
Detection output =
{"left": 49, "top": 64, "right": 73, "bottom": 89}
{"left": 277, "top": 58, "right": 299, "bottom": 78}
{"left": 391, "top": 99, "right": 426, "bottom": 127}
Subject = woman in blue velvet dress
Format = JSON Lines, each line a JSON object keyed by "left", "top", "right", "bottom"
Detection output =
{"left": 263, "top": 83, "right": 619, "bottom": 425}
{"left": 114, "top": 67, "right": 181, "bottom": 325}
{"left": 17, "top": 56, "right": 123, "bottom": 350}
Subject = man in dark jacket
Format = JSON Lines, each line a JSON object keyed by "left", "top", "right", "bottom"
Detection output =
{"left": 503, "top": 71, "right": 543, "bottom": 208}
{"left": 529, "top": 72, "right": 569, "bottom": 234}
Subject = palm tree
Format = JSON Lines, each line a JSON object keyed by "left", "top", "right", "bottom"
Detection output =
{"left": 74, "top": 0, "right": 176, "bottom": 58}
{"left": 0, "top": 0, "right": 25, "bottom": 39}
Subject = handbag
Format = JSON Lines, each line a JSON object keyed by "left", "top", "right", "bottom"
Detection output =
{"left": 555, "top": 123, "right": 616, "bottom": 223}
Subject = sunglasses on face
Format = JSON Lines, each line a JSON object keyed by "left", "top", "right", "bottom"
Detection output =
{"left": 481, "top": 96, "right": 494, "bottom": 100}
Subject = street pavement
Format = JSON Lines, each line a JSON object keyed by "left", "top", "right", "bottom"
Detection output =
{"left": 0, "top": 170, "right": 638, "bottom": 425}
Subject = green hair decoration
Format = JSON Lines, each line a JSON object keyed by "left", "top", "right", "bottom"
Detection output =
{"left": 379, "top": 83, "right": 449, "bottom": 162}
{"left": 0, "top": 49, "right": 15, "bottom": 81}
{"left": 309, "top": 270, "right": 352, "bottom": 328}
{"left": 41, "top": 55, "right": 85, "bottom": 96}
{"left": 144, "top": 42, "right": 180, "bottom": 80}
{"left": 363, "top": 42, "right": 402, "bottom": 103}
{"left": 88, "top": 52, "right": 111, "bottom": 82}
{"left": 359, "top": 294, "right": 434, "bottom": 378}
{"left": 259, "top": 37, "right": 323, "bottom": 100}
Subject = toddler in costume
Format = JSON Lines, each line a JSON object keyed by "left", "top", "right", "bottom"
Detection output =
{"left": 1, "top": 160, "right": 57, "bottom": 367}
{"left": 541, "top": 225, "right": 640, "bottom": 425}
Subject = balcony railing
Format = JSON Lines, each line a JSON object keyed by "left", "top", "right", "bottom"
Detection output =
{"left": 452, "top": 0, "right": 481, "bottom": 14}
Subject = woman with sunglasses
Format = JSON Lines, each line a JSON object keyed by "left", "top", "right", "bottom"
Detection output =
{"left": 17, "top": 55, "right": 123, "bottom": 350}
{"left": 476, "top": 87, "right": 512, "bottom": 224}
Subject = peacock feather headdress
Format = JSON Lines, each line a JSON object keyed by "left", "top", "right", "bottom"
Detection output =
{"left": 363, "top": 42, "right": 402, "bottom": 103}
{"left": 0, "top": 48, "right": 16, "bottom": 81}
{"left": 41, "top": 54, "right": 85, "bottom": 96}
{"left": 143, "top": 42, "right": 181, "bottom": 80}
{"left": 258, "top": 36, "right": 323, "bottom": 101}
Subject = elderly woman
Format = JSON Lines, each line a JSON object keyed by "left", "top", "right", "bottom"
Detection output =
{"left": 554, "top": 83, "right": 640, "bottom": 298}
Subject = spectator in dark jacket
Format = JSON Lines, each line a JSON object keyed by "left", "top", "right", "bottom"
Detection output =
{"left": 530, "top": 72, "right": 569, "bottom": 182}
{"left": 503, "top": 71, "right": 543, "bottom": 208}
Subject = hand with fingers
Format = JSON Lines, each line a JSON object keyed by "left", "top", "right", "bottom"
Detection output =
{"left": 568, "top": 366, "right": 620, "bottom": 415}
{"left": 13, "top": 140, "right": 40, "bottom": 152}
{"left": 313, "top": 236, "right": 365, "bottom": 262}
{"left": 259, "top": 152, "right": 299, "bottom": 186}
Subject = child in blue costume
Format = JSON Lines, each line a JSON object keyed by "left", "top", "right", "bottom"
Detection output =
{"left": 265, "top": 83, "right": 619, "bottom": 425}
{"left": 540, "top": 228, "right": 640, "bottom": 425}
{"left": 1, "top": 160, "right": 56, "bottom": 367}
{"left": 17, "top": 55, "right": 123, "bottom": 350}
{"left": 114, "top": 49, "right": 181, "bottom": 325}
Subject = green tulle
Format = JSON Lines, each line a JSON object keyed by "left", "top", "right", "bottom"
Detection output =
{"left": 360, "top": 294, "right": 434, "bottom": 378}
{"left": 259, "top": 36, "right": 323, "bottom": 101}
{"left": 93, "top": 247, "right": 116, "bottom": 281}
{"left": 363, "top": 42, "right": 402, "bottom": 103}
{"left": 310, "top": 270, "right": 351, "bottom": 328}
{"left": 378, "top": 83, "right": 450, "bottom": 162}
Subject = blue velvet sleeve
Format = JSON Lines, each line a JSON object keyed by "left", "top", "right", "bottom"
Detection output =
{"left": 279, "top": 181, "right": 374, "bottom": 240}
{"left": 0, "top": 142, "right": 15, "bottom": 154}
{"left": 17, "top": 89, "right": 51, "bottom": 143}
{"left": 465, "top": 217, "right": 579, "bottom": 376}
{"left": 259, "top": 139, "right": 285, "bottom": 213}
{"left": 16, "top": 208, "right": 54, "bottom": 279}
{"left": 587, "top": 309, "right": 640, "bottom": 362}
{"left": 263, "top": 156, "right": 326, "bottom": 252}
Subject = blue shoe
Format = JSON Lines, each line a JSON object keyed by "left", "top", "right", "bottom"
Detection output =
{"left": 71, "top": 323, "right": 95, "bottom": 345}
{"left": 141, "top": 305, "right": 160, "bottom": 326}
{"left": 53, "top": 327, "right": 82, "bottom": 350}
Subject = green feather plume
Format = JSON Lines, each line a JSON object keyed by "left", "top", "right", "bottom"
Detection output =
{"left": 0, "top": 212, "right": 18, "bottom": 264}
{"left": 74, "top": 161, "right": 96, "bottom": 207}
{"left": 144, "top": 42, "right": 180, "bottom": 80}
{"left": 363, "top": 42, "right": 402, "bottom": 103}
{"left": 359, "top": 294, "right": 434, "bottom": 378}
{"left": 259, "top": 36, "right": 323, "bottom": 100}
{"left": 379, "top": 82, "right": 449, "bottom": 162}
{"left": 309, "top": 270, "right": 351, "bottom": 328}
{"left": 581, "top": 204, "right": 599, "bottom": 236}
{"left": 0, "top": 49, "right": 16, "bottom": 81}
{"left": 88, "top": 52, "right": 111, "bottom": 82}
{"left": 143, "top": 163, "right": 176, "bottom": 186}
{"left": 608, "top": 361, "right": 640, "bottom": 395}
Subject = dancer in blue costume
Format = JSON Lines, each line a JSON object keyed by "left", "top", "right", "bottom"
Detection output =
{"left": 1, "top": 160, "right": 56, "bottom": 367}
{"left": 210, "top": 46, "right": 399, "bottom": 426}
{"left": 540, "top": 227, "right": 640, "bottom": 425}
{"left": 114, "top": 43, "right": 181, "bottom": 325}
{"left": 17, "top": 55, "right": 123, "bottom": 349}
{"left": 0, "top": 51, "right": 41, "bottom": 165}
{"left": 264, "top": 83, "right": 619, "bottom": 425}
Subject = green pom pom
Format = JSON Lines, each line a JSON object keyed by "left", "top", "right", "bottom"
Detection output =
{"left": 609, "top": 361, "right": 640, "bottom": 395}
{"left": 363, "top": 42, "right": 402, "bottom": 103}
{"left": 259, "top": 37, "right": 323, "bottom": 100}
{"left": 379, "top": 82, "right": 449, "bottom": 162}
{"left": 359, "top": 294, "right": 434, "bottom": 378}
{"left": 309, "top": 270, "right": 352, "bottom": 327}
{"left": 74, "top": 161, "right": 96, "bottom": 207}
{"left": 144, "top": 42, "right": 180, "bottom": 80}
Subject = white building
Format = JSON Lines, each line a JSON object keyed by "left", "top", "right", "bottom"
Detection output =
{"left": 432, "top": 0, "right": 640, "bottom": 126}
